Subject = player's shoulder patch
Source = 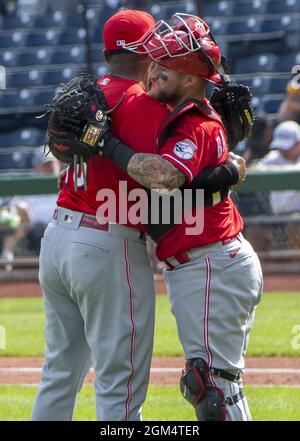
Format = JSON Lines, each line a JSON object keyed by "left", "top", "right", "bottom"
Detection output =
{"left": 99, "top": 77, "right": 110, "bottom": 86}
{"left": 173, "top": 139, "right": 197, "bottom": 160}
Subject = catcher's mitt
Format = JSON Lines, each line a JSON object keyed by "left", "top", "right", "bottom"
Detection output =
{"left": 210, "top": 83, "right": 254, "bottom": 150}
{"left": 44, "top": 73, "right": 110, "bottom": 165}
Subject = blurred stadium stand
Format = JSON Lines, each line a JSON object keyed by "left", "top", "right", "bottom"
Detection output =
{"left": 0, "top": 0, "right": 297, "bottom": 167}
{"left": 0, "top": 0, "right": 300, "bottom": 273}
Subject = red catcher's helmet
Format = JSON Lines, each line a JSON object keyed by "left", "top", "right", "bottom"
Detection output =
{"left": 124, "top": 13, "right": 222, "bottom": 85}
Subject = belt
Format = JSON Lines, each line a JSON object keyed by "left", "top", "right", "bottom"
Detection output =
{"left": 165, "top": 235, "right": 240, "bottom": 269}
{"left": 53, "top": 208, "right": 109, "bottom": 231}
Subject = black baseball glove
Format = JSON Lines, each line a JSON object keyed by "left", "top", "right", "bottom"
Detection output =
{"left": 210, "top": 83, "right": 254, "bottom": 150}
{"left": 44, "top": 73, "right": 110, "bottom": 164}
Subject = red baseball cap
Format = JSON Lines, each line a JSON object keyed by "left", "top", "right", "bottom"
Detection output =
{"left": 103, "top": 10, "right": 155, "bottom": 53}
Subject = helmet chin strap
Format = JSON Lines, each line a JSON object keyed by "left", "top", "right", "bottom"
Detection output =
{"left": 206, "top": 31, "right": 231, "bottom": 85}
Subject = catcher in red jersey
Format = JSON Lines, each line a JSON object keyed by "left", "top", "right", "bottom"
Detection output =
{"left": 33, "top": 10, "right": 244, "bottom": 422}
{"left": 99, "top": 14, "right": 263, "bottom": 421}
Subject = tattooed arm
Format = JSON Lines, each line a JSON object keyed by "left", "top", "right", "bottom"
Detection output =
{"left": 127, "top": 153, "right": 186, "bottom": 190}
{"left": 102, "top": 133, "right": 244, "bottom": 192}
{"left": 102, "top": 130, "right": 186, "bottom": 190}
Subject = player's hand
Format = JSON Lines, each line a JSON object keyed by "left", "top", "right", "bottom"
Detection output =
{"left": 228, "top": 152, "right": 247, "bottom": 186}
{"left": 57, "top": 168, "right": 67, "bottom": 190}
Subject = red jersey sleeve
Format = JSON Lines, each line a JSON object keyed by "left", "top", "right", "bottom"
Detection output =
{"left": 158, "top": 118, "right": 208, "bottom": 183}
{"left": 159, "top": 115, "right": 228, "bottom": 183}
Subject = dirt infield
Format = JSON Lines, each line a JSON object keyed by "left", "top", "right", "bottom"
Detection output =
{"left": 0, "top": 274, "right": 300, "bottom": 298}
{"left": 0, "top": 357, "right": 299, "bottom": 386}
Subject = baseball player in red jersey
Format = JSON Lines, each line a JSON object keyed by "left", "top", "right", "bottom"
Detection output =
{"left": 100, "top": 14, "right": 263, "bottom": 421}
{"left": 32, "top": 10, "right": 243, "bottom": 421}
{"left": 32, "top": 10, "right": 164, "bottom": 422}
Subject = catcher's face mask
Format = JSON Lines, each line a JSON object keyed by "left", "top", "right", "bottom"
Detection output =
{"left": 124, "top": 13, "right": 222, "bottom": 85}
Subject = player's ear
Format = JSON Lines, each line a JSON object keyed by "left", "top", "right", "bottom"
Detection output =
{"left": 182, "top": 74, "right": 199, "bottom": 89}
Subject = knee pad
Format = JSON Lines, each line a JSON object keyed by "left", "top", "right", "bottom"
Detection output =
{"left": 180, "top": 358, "right": 226, "bottom": 421}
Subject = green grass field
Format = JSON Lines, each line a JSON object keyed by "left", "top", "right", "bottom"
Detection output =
{"left": 0, "top": 292, "right": 299, "bottom": 357}
{"left": 0, "top": 385, "right": 299, "bottom": 421}
{"left": 0, "top": 292, "right": 299, "bottom": 421}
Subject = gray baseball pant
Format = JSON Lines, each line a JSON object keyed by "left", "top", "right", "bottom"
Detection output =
{"left": 31, "top": 207, "right": 155, "bottom": 421}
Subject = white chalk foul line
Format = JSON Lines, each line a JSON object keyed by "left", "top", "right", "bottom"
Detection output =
{"left": 1, "top": 367, "right": 300, "bottom": 374}
{"left": 151, "top": 368, "right": 300, "bottom": 374}
{"left": 1, "top": 384, "right": 300, "bottom": 388}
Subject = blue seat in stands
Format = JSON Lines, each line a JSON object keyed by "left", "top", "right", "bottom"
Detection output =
{"left": 86, "top": 9, "right": 103, "bottom": 27}
{"left": 42, "top": 67, "right": 81, "bottom": 86}
{"left": 17, "top": 88, "right": 35, "bottom": 107}
{"left": 249, "top": 77, "right": 288, "bottom": 95}
{"left": 207, "top": 18, "right": 227, "bottom": 35}
{"left": 0, "top": 128, "right": 44, "bottom": 147}
{"left": 98, "top": 6, "right": 115, "bottom": 25}
{"left": 65, "top": 13, "right": 85, "bottom": 27}
{"left": 25, "top": 30, "right": 61, "bottom": 47}
{"left": 162, "top": 1, "right": 197, "bottom": 17}
{"left": 6, "top": 69, "right": 44, "bottom": 88}
{"left": 31, "top": 89, "right": 55, "bottom": 106}
{"left": 50, "top": 46, "right": 86, "bottom": 64}
{"left": 250, "top": 96, "right": 263, "bottom": 112}
{"left": 262, "top": 16, "right": 300, "bottom": 33}
{"left": 274, "top": 52, "right": 300, "bottom": 72}
{"left": 0, "top": 151, "right": 33, "bottom": 170}
{"left": 266, "top": 0, "right": 300, "bottom": 13}
{"left": 268, "top": 78, "right": 288, "bottom": 94}
{"left": 234, "top": 53, "right": 277, "bottom": 74}
{"left": 90, "top": 27, "right": 103, "bottom": 43}
{"left": 262, "top": 98, "right": 283, "bottom": 113}
{"left": 0, "top": 90, "right": 19, "bottom": 108}
{"left": 227, "top": 17, "right": 261, "bottom": 35}
{"left": 0, "top": 50, "right": 19, "bottom": 68}
{"left": 0, "top": 31, "right": 27, "bottom": 48}
{"left": 33, "top": 10, "right": 67, "bottom": 29}
{"left": 58, "top": 29, "right": 87, "bottom": 45}
{"left": 90, "top": 46, "right": 105, "bottom": 63}
{"left": 18, "top": 48, "right": 53, "bottom": 67}
{"left": 232, "top": 0, "right": 267, "bottom": 15}
{"left": 202, "top": 0, "right": 234, "bottom": 17}
{"left": 0, "top": 14, "right": 34, "bottom": 30}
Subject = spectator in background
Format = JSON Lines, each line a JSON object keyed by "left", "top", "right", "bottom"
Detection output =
{"left": 0, "top": 0, "right": 8, "bottom": 15}
{"left": 0, "top": 199, "right": 27, "bottom": 269}
{"left": 255, "top": 120, "right": 300, "bottom": 249}
{"left": 243, "top": 115, "right": 273, "bottom": 166}
{"left": 234, "top": 116, "right": 273, "bottom": 251}
{"left": 256, "top": 121, "right": 300, "bottom": 213}
{"left": 278, "top": 80, "right": 300, "bottom": 124}
{"left": 0, "top": 0, "right": 17, "bottom": 15}
{"left": 1, "top": 149, "right": 60, "bottom": 262}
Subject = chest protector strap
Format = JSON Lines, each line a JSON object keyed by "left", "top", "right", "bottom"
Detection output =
{"left": 158, "top": 99, "right": 223, "bottom": 148}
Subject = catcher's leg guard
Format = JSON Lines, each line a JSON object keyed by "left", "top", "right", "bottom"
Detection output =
{"left": 180, "top": 358, "right": 226, "bottom": 421}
